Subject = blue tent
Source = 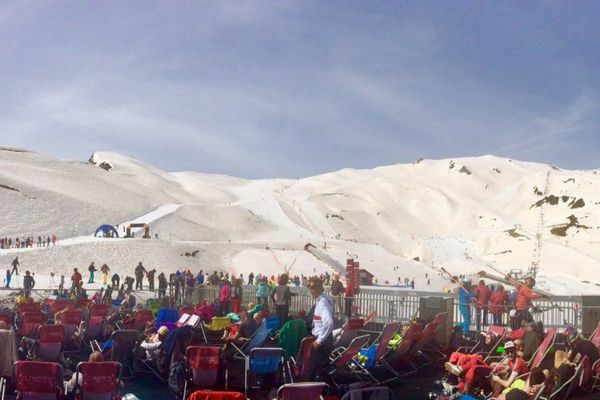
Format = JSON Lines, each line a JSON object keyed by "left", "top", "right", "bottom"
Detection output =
{"left": 94, "top": 224, "right": 119, "bottom": 238}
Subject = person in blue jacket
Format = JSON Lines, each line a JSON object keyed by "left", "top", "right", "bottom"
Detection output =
{"left": 457, "top": 280, "right": 476, "bottom": 336}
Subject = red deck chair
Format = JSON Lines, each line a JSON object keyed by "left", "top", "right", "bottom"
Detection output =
{"left": 74, "top": 299, "right": 91, "bottom": 310}
{"left": 188, "top": 391, "right": 245, "bottom": 400}
{"left": 277, "top": 382, "right": 327, "bottom": 400}
{"left": 38, "top": 325, "right": 66, "bottom": 362}
{"left": 17, "top": 312, "right": 45, "bottom": 339}
{"left": 49, "top": 299, "right": 74, "bottom": 315}
{"left": 386, "top": 322, "right": 423, "bottom": 377}
{"left": 330, "top": 318, "right": 365, "bottom": 359}
{"left": 14, "top": 361, "right": 64, "bottom": 400}
{"left": 0, "top": 312, "right": 13, "bottom": 328}
{"left": 176, "top": 313, "right": 191, "bottom": 328}
{"left": 528, "top": 328, "right": 556, "bottom": 369}
{"left": 130, "top": 309, "right": 154, "bottom": 331}
{"left": 589, "top": 321, "right": 600, "bottom": 347}
{"left": 89, "top": 304, "right": 110, "bottom": 319}
{"left": 354, "top": 322, "right": 401, "bottom": 384}
{"left": 456, "top": 325, "right": 506, "bottom": 360}
{"left": 290, "top": 336, "right": 316, "bottom": 383}
{"left": 180, "top": 306, "right": 195, "bottom": 317}
{"left": 75, "top": 361, "right": 122, "bottom": 400}
{"left": 83, "top": 304, "right": 109, "bottom": 342}
{"left": 410, "top": 312, "right": 447, "bottom": 366}
{"left": 183, "top": 346, "right": 224, "bottom": 399}
{"left": 18, "top": 302, "right": 42, "bottom": 316}
{"left": 329, "top": 334, "right": 370, "bottom": 389}
{"left": 61, "top": 309, "right": 83, "bottom": 338}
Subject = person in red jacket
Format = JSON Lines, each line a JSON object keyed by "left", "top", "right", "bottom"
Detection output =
{"left": 489, "top": 285, "right": 508, "bottom": 326}
{"left": 472, "top": 280, "right": 492, "bottom": 333}
{"left": 508, "top": 276, "right": 546, "bottom": 329}
{"left": 71, "top": 268, "right": 82, "bottom": 290}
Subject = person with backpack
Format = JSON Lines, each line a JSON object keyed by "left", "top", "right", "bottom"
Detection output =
{"left": 87, "top": 262, "right": 97, "bottom": 283}
{"left": 231, "top": 278, "right": 243, "bottom": 314}
{"left": 271, "top": 275, "right": 292, "bottom": 323}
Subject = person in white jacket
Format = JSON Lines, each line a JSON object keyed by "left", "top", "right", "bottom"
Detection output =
{"left": 308, "top": 276, "right": 334, "bottom": 381}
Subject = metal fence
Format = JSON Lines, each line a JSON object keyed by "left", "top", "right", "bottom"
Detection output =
{"left": 192, "top": 285, "right": 582, "bottom": 331}
{"left": 0, "top": 284, "right": 584, "bottom": 332}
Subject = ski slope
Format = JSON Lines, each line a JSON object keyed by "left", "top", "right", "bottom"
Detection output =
{"left": 1, "top": 148, "right": 600, "bottom": 294}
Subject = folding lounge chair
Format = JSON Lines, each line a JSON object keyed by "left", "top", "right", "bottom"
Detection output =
{"left": 278, "top": 319, "right": 309, "bottom": 362}
{"left": 339, "top": 386, "right": 392, "bottom": 400}
{"left": 277, "top": 382, "right": 328, "bottom": 400}
{"left": 17, "top": 312, "right": 45, "bottom": 339}
{"left": 17, "top": 302, "right": 42, "bottom": 317}
{"left": 91, "top": 329, "right": 139, "bottom": 378}
{"left": 290, "top": 336, "right": 316, "bottom": 383}
{"left": 13, "top": 361, "right": 64, "bottom": 400}
{"left": 0, "top": 312, "right": 13, "bottom": 329}
{"left": 527, "top": 328, "right": 557, "bottom": 370}
{"left": 456, "top": 325, "right": 506, "bottom": 358}
{"left": 183, "top": 346, "right": 225, "bottom": 399}
{"left": 353, "top": 322, "right": 400, "bottom": 384}
{"left": 48, "top": 299, "right": 74, "bottom": 315}
{"left": 329, "top": 334, "right": 370, "bottom": 389}
{"left": 536, "top": 356, "right": 585, "bottom": 400}
{"left": 61, "top": 309, "right": 83, "bottom": 338}
{"left": 233, "top": 316, "right": 280, "bottom": 360}
{"left": 385, "top": 322, "right": 423, "bottom": 377}
{"left": 331, "top": 318, "right": 365, "bottom": 358}
{"left": 156, "top": 308, "right": 179, "bottom": 330}
{"left": 245, "top": 347, "right": 285, "bottom": 397}
{"left": 75, "top": 299, "right": 92, "bottom": 310}
{"left": 187, "top": 390, "right": 245, "bottom": 400}
{"left": 37, "top": 324, "right": 66, "bottom": 362}
{"left": 180, "top": 306, "right": 195, "bottom": 316}
{"left": 130, "top": 309, "right": 154, "bottom": 331}
{"left": 409, "top": 313, "right": 447, "bottom": 366}
{"left": 204, "top": 317, "right": 232, "bottom": 332}
{"left": 589, "top": 320, "right": 600, "bottom": 347}
{"left": 74, "top": 361, "right": 122, "bottom": 400}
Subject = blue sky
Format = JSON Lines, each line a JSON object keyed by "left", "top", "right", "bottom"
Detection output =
{"left": 1, "top": 1, "right": 599, "bottom": 178}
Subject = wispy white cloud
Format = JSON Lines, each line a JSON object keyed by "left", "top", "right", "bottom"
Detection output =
{"left": 1, "top": 2, "right": 599, "bottom": 177}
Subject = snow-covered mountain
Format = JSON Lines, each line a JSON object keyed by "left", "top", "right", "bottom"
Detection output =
{"left": 1, "top": 146, "right": 600, "bottom": 294}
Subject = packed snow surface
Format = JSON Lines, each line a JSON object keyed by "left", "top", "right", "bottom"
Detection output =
{"left": 2, "top": 147, "right": 600, "bottom": 295}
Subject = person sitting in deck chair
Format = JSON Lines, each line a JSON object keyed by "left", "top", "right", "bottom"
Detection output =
{"left": 447, "top": 341, "right": 529, "bottom": 394}
{"left": 140, "top": 326, "right": 169, "bottom": 363}
{"left": 445, "top": 330, "right": 501, "bottom": 376}
{"left": 65, "top": 351, "right": 104, "bottom": 394}
{"left": 497, "top": 367, "right": 545, "bottom": 400}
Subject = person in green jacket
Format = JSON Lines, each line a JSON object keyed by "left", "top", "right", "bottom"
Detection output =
{"left": 256, "top": 277, "right": 270, "bottom": 310}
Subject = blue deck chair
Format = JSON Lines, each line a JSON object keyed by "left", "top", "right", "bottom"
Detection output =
{"left": 156, "top": 308, "right": 179, "bottom": 329}
{"left": 245, "top": 347, "right": 285, "bottom": 397}
{"left": 233, "top": 316, "right": 280, "bottom": 360}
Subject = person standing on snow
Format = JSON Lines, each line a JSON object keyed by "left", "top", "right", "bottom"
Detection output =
{"left": 11, "top": 256, "right": 19, "bottom": 275}
{"left": 88, "top": 262, "right": 97, "bottom": 284}
{"left": 134, "top": 262, "right": 146, "bottom": 290}
{"left": 100, "top": 264, "right": 110, "bottom": 285}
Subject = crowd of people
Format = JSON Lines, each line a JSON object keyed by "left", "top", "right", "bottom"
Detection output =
{"left": 0, "top": 234, "right": 58, "bottom": 249}
{"left": 4, "top": 254, "right": 600, "bottom": 399}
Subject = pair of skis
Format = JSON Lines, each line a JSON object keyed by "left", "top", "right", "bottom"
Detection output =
{"left": 441, "top": 264, "right": 562, "bottom": 312}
